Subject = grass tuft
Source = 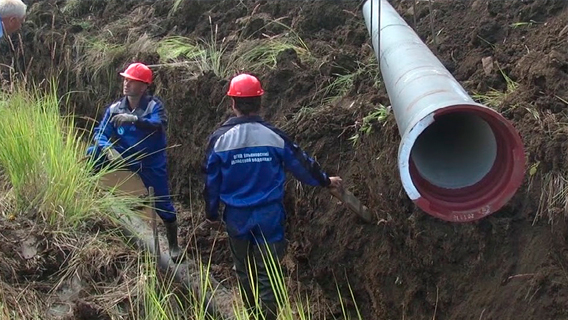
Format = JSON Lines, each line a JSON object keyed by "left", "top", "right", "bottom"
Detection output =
{"left": 473, "top": 68, "right": 518, "bottom": 109}
{"left": 317, "top": 55, "right": 381, "bottom": 105}
{"left": 0, "top": 81, "right": 140, "bottom": 226}
{"left": 157, "top": 18, "right": 313, "bottom": 78}
{"left": 349, "top": 104, "right": 391, "bottom": 146}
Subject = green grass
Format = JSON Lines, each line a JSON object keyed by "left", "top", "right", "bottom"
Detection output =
{"left": 237, "top": 19, "right": 313, "bottom": 72}
{"left": 169, "top": 0, "right": 184, "bottom": 17}
{"left": 318, "top": 56, "right": 381, "bottom": 105}
{"left": 336, "top": 278, "right": 363, "bottom": 320}
{"left": 156, "top": 16, "right": 233, "bottom": 78}
{"left": 157, "top": 34, "right": 233, "bottom": 78}
{"left": 472, "top": 68, "right": 518, "bottom": 109}
{"left": 349, "top": 104, "right": 391, "bottom": 146}
{"left": 134, "top": 253, "right": 186, "bottom": 320}
{"left": 230, "top": 239, "right": 363, "bottom": 320}
{"left": 236, "top": 34, "right": 311, "bottom": 71}
{"left": 157, "top": 36, "right": 207, "bottom": 62}
{"left": 510, "top": 20, "right": 541, "bottom": 28}
{"left": 0, "top": 81, "right": 158, "bottom": 318}
{"left": 0, "top": 82, "right": 140, "bottom": 227}
{"left": 157, "top": 19, "right": 313, "bottom": 78}
{"left": 61, "top": 0, "right": 85, "bottom": 16}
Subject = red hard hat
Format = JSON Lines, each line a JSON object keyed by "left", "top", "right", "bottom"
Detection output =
{"left": 227, "top": 74, "right": 264, "bottom": 97}
{"left": 119, "top": 62, "right": 153, "bottom": 84}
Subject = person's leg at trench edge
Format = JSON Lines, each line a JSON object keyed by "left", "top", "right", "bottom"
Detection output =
{"left": 230, "top": 236, "right": 286, "bottom": 320}
{"left": 229, "top": 237, "right": 255, "bottom": 314}
{"left": 86, "top": 147, "right": 182, "bottom": 261}
{"left": 138, "top": 166, "right": 182, "bottom": 262}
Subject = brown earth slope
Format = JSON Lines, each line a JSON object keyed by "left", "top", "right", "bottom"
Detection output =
{"left": 1, "top": 0, "right": 568, "bottom": 319}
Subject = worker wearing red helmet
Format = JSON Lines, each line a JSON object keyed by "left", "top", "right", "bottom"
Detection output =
{"left": 87, "top": 62, "right": 181, "bottom": 262}
{"left": 203, "top": 73, "right": 342, "bottom": 319}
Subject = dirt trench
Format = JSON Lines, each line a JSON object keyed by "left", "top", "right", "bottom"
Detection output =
{"left": 1, "top": 0, "right": 568, "bottom": 319}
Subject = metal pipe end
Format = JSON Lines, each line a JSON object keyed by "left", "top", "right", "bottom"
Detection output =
{"left": 399, "top": 104, "right": 525, "bottom": 222}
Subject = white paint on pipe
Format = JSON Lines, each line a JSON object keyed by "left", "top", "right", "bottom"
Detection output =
{"left": 362, "top": 0, "right": 499, "bottom": 190}
{"left": 362, "top": 0, "right": 524, "bottom": 221}
{"left": 398, "top": 113, "right": 433, "bottom": 200}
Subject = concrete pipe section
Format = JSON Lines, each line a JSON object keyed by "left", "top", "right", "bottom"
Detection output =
{"left": 362, "top": 0, "right": 525, "bottom": 222}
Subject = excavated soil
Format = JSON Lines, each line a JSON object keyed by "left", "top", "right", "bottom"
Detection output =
{"left": 2, "top": 0, "right": 568, "bottom": 319}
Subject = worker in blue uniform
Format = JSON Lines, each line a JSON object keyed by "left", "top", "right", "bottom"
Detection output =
{"left": 203, "top": 73, "right": 342, "bottom": 320}
{"left": 87, "top": 62, "right": 181, "bottom": 262}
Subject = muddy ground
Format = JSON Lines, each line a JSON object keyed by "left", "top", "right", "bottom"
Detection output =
{"left": 1, "top": 0, "right": 568, "bottom": 319}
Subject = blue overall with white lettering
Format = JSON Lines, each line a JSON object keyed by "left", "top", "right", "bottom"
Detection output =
{"left": 87, "top": 95, "right": 176, "bottom": 223}
{"left": 203, "top": 115, "right": 331, "bottom": 244}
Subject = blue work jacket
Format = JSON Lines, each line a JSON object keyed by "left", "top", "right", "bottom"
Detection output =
{"left": 93, "top": 95, "right": 168, "bottom": 168}
{"left": 203, "top": 115, "right": 331, "bottom": 243}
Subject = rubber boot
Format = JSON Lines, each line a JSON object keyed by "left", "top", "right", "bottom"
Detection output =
{"left": 262, "top": 301, "right": 278, "bottom": 320}
{"left": 164, "top": 221, "right": 182, "bottom": 263}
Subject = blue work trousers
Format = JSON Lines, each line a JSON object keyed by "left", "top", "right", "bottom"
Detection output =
{"left": 87, "top": 146, "right": 176, "bottom": 223}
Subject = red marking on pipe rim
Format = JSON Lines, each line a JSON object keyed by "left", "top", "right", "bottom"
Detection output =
{"left": 409, "top": 105, "right": 526, "bottom": 222}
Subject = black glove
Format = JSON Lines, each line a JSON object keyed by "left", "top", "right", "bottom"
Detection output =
{"left": 110, "top": 113, "right": 138, "bottom": 127}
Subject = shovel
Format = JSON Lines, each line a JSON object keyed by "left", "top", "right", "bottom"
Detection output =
{"left": 329, "top": 187, "right": 373, "bottom": 223}
{"left": 148, "top": 186, "right": 161, "bottom": 262}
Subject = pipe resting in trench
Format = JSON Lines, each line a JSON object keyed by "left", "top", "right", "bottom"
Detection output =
{"left": 362, "top": 0, "right": 525, "bottom": 222}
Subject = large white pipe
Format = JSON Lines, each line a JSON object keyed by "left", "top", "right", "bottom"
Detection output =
{"left": 362, "top": 0, "right": 525, "bottom": 222}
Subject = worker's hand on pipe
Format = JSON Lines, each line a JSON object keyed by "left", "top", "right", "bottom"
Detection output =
{"left": 328, "top": 176, "right": 343, "bottom": 189}
{"left": 110, "top": 113, "right": 138, "bottom": 127}
{"left": 104, "top": 147, "right": 123, "bottom": 162}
